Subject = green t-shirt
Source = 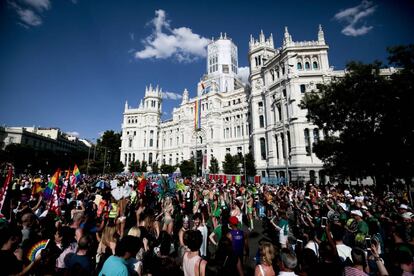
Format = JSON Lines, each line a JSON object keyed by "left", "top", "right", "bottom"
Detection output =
{"left": 357, "top": 220, "right": 369, "bottom": 235}
{"left": 213, "top": 225, "right": 222, "bottom": 241}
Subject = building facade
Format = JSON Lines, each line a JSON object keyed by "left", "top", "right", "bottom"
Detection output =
{"left": 0, "top": 126, "right": 90, "bottom": 153}
{"left": 121, "top": 27, "right": 344, "bottom": 183}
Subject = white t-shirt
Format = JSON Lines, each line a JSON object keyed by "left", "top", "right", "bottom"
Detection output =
{"left": 336, "top": 243, "right": 352, "bottom": 262}
{"left": 197, "top": 225, "right": 208, "bottom": 257}
{"left": 305, "top": 240, "right": 319, "bottom": 257}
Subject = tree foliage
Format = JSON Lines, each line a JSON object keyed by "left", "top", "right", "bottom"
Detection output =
{"left": 300, "top": 45, "right": 414, "bottom": 183}
{"left": 96, "top": 130, "right": 124, "bottom": 173}
{"left": 222, "top": 154, "right": 239, "bottom": 174}
{"left": 180, "top": 159, "right": 195, "bottom": 177}
{"left": 245, "top": 151, "right": 257, "bottom": 177}
{"left": 160, "top": 164, "right": 175, "bottom": 174}
{"left": 129, "top": 160, "right": 141, "bottom": 172}
{"left": 209, "top": 156, "right": 219, "bottom": 174}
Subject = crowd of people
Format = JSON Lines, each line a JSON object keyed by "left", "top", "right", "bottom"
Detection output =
{"left": 0, "top": 167, "right": 413, "bottom": 276}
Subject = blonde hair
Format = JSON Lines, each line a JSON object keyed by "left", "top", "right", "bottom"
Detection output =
{"left": 260, "top": 242, "right": 275, "bottom": 266}
{"left": 128, "top": 226, "right": 141, "bottom": 238}
{"left": 101, "top": 225, "right": 117, "bottom": 247}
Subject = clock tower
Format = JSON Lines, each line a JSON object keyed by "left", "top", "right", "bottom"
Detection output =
{"left": 197, "top": 32, "right": 240, "bottom": 95}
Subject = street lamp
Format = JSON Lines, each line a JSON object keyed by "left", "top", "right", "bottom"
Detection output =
{"left": 85, "top": 138, "right": 97, "bottom": 175}
{"left": 102, "top": 148, "right": 110, "bottom": 174}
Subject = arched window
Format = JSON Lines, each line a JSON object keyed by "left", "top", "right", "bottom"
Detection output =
{"left": 281, "top": 133, "right": 286, "bottom": 159}
{"left": 313, "top": 128, "right": 320, "bottom": 143}
{"left": 129, "top": 138, "right": 132, "bottom": 148}
{"left": 128, "top": 153, "right": 131, "bottom": 162}
{"left": 304, "top": 128, "right": 311, "bottom": 155}
{"left": 278, "top": 105, "right": 282, "bottom": 122}
{"left": 149, "top": 153, "right": 153, "bottom": 164}
{"left": 259, "top": 115, "right": 265, "bottom": 128}
{"left": 282, "top": 65, "right": 285, "bottom": 75}
{"left": 305, "top": 62, "right": 310, "bottom": 69}
{"left": 287, "top": 131, "right": 291, "bottom": 153}
{"left": 149, "top": 130, "right": 154, "bottom": 147}
{"left": 270, "top": 69, "right": 275, "bottom": 81}
{"left": 297, "top": 62, "right": 303, "bottom": 70}
{"left": 124, "top": 154, "right": 127, "bottom": 165}
{"left": 300, "top": 84, "right": 306, "bottom": 93}
{"left": 237, "top": 126, "right": 241, "bottom": 137}
{"left": 199, "top": 136, "right": 203, "bottom": 144}
{"left": 260, "top": 137, "right": 266, "bottom": 160}
{"left": 275, "top": 135, "right": 280, "bottom": 160}
{"left": 211, "top": 128, "right": 214, "bottom": 139}
{"left": 132, "top": 153, "right": 135, "bottom": 161}
{"left": 313, "top": 61, "right": 318, "bottom": 69}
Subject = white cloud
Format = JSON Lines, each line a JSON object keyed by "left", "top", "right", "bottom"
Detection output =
{"left": 98, "top": 131, "right": 105, "bottom": 137}
{"left": 66, "top": 131, "right": 80, "bottom": 137}
{"left": 135, "top": 9, "right": 210, "bottom": 62}
{"left": 237, "top": 66, "right": 250, "bottom": 84}
{"left": 333, "top": 0, "right": 377, "bottom": 37}
{"left": 9, "top": 0, "right": 51, "bottom": 28}
{"left": 162, "top": 91, "right": 183, "bottom": 100}
{"left": 22, "top": 0, "right": 51, "bottom": 12}
{"left": 16, "top": 8, "right": 42, "bottom": 27}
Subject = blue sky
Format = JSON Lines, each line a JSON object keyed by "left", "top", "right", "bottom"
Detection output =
{"left": 1, "top": 0, "right": 413, "bottom": 140}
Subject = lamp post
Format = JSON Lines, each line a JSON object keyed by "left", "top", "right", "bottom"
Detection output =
{"left": 86, "top": 138, "right": 96, "bottom": 175}
{"left": 102, "top": 148, "right": 110, "bottom": 174}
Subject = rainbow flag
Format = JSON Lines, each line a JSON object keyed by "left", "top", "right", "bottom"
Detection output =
{"left": 43, "top": 169, "right": 60, "bottom": 201}
{"left": 194, "top": 99, "right": 201, "bottom": 130}
{"left": 73, "top": 164, "right": 81, "bottom": 181}
{"left": 27, "top": 239, "right": 49, "bottom": 261}
{"left": 32, "top": 178, "right": 43, "bottom": 195}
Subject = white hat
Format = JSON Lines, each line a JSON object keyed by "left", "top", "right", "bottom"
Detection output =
{"left": 399, "top": 204, "right": 409, "bottom": 210}
{"left": 351, "top": 210, "right": 363, "bottom": 217}
{"left": 338, "top": 202, "right": 348, "bottom": 211}
{"left": 401, "top": 212, "right": 413, "bottom": 219}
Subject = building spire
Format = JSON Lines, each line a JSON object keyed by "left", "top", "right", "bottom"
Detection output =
{"left": 283, "top": 26, "right": 292, "bottom": 46}
{"left": 318, "top": 24, "right": 325, "bottom": 44}
{"left": 259, "top": 29, "right": 265, "bottom": 43}
{"left": 124, "top": 100, "right": 128, "bottom": 111}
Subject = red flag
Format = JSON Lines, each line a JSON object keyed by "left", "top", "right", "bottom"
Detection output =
{"left": 0, "top": 164, "right": 13, "bottom": 213}
{"left": 49, "top": 185, "right": 60, "bottom": 216}
{"left": 59, "top": 180, "right": 68, "bottom": 200}
{"left": 138, "top": 178, "right": 146, "bottom": 194}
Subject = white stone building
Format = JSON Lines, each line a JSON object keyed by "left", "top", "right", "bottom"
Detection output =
{"left": 0, "top": 126, "right": 90, "bottom": 153}
{"left": 121, "top": 27, "right": 345, "bottom": 183}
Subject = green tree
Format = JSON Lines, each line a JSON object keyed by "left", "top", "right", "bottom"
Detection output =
{"left": 180, "top": 159, "right": 195, "bottom": 177}
{"left": 300, "top": 45, "right": 414, "bottom": 184}
{"left": 141, "top": 160, "right": 148, "bottom": 172}
{"left": 151, "top": 162, "right": 159, "bottom": 173}
{"left": 129, "top": 160, "right": 141, "bottom": 172}
{"left": 209, "top": 156, "right": 219, "bottom": 174}
{"left": 160, "top": 164, "right": 175, "bottom": 174}
{"left": 96, "top": 130, "right": 124, "bottom": 173}
{"left": 244, "top": 151, "right": 257, "bottom": 177}
{"left": 223, "top": 153, "right": 238, "bottom": 174}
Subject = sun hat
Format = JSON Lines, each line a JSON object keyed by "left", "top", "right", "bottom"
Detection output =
{"left": 350, "top": 210, "right": 363, "bottom": 217}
